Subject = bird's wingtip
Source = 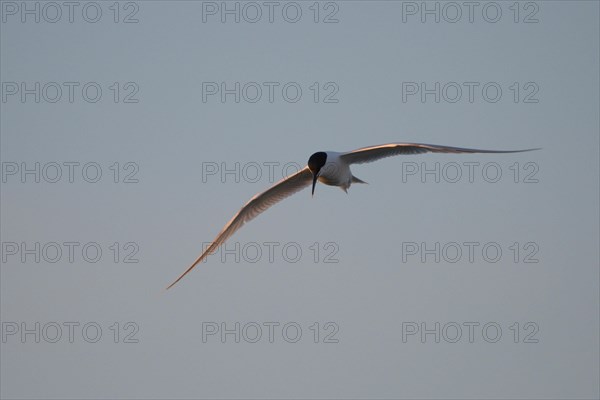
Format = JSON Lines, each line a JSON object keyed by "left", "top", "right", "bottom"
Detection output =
{"left": 164, "top": 274, "right": 187, "bottom": 291}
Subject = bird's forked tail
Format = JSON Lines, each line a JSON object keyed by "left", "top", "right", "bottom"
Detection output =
{"left": 352, "top": 175, "right": 368, "bottom": 184}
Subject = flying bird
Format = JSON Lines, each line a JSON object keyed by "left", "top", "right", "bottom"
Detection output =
{"left": 167, "top": 143, "right": 538, "bottom": 289}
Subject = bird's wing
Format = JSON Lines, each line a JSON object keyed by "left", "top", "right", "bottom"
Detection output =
{"left": 166, "top": 167, "right": 313, "bottom": 289}
{"left": 340, "top": 143, "right": 539, "bottom": 165}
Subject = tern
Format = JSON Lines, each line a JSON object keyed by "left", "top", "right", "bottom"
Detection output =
{"left": 167, "top": 143, "right": 538, "bottom": 289}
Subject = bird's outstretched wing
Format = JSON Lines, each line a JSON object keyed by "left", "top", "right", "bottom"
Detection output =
{"left": 166, "top": 167, "right": 313, "bottom": 289}
{"left": 340, "top": 143, "right": 539, "bottom": 165}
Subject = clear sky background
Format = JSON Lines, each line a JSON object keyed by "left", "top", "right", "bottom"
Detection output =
{"left": 1, "top": 1, "right": 598, "bottom": 398}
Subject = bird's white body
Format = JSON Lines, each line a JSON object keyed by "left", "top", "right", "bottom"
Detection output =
{"left": 317, "top": 152, "right": 354, "bottom": 191}
{"left": 166, "top": 142, "right": 539, "bottom": 289}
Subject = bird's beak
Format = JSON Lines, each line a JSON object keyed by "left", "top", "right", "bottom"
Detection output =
{"left": 311, "top": 173, "right": 318, "bottom": 197}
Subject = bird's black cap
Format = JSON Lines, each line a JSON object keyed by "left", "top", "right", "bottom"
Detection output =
{"left": 307, "top": 152, "right": 327, "bottom": 196}
{"left": 308, "top": 152, "right": 327, "bottom": 173}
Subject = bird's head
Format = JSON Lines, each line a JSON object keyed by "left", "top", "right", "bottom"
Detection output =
{"left": 307, "top": 151, "right": 327, "bottom": 196}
